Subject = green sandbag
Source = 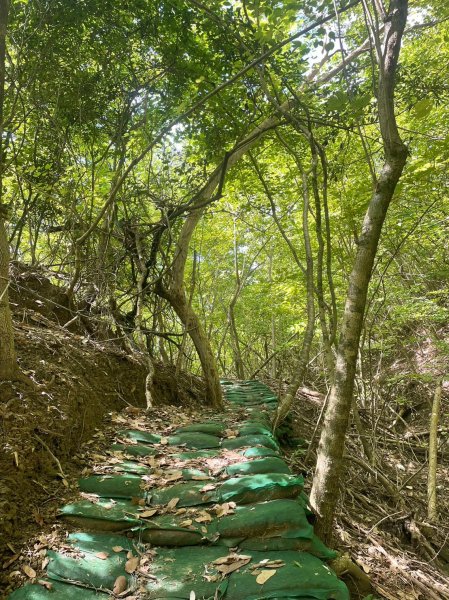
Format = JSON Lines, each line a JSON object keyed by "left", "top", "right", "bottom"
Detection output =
{"left": 106, "top": 460, "right": 150, "bottom": 475}
{"left": 139, "top": 512, "right": 213, "bottom": 546}
{"left": 237, "top": 537, "right": 312, "bottom": 552}
{"left": 58, "top": 498, "right": 141, "bottom": 531}
{"left": 176, "top": 423, "right": 225, "bottom": 436}
{"left": 222, "top": 435, "right": 280, "bottom": 451}
{"left": 148, "top": 481, "right": 218, "bottom": 507}
{"left": 145, "top": 546, "right": 229, "bottom": 599}
{"left": 168, "top": 432, "right": 221, "bottom": 449}
{"left": 67, "top": 532, "right": 138, "bottom": 553}
{"left": 170, "top": 449, "right": 219, "bottom": 461}
{"left": 225, "top": 549, "right": 349, "bottom": 600}
{"left": 78, "top": 474, "right": 145, "bottom": 499}
{"left": 8, "top": 581, "right": 108, "bottom": 599}
{"left": 226, "top": 457, "right": 291, "bottom": 476}
{"left": 118, "top": 429, "right": 161, "bottom": 444}
{"left": 173, "top": 467, "right": 211, "bottom": 480}
{"left": 111, "top": 443, "right": 157, "bottom": 457}
{"left": 218, "top": 474, "right": 303, "bottom": 505}
{"left": 211, "top": 499, "right": 313, "bottom": 541}
{"left": 239, "top": 447, "right": 280, "bottom": 459}
{"left": 238, "top": 424, "right": 273, "bottom": 436}
{"left": 46, "top": 534, "right": 134, "bottom": 591}
{"left": 236, "top": 534, "right": 338, "bottom": 558}
{"left": 298, "top": 491, "right": 315, "bottom": 517}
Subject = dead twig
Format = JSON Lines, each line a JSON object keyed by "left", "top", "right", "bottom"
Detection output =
{"left": 34, "top": 433, "right": 67, "bottom": 481}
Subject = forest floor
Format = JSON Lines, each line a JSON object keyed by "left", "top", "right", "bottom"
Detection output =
{"left": 281, "top": 385, "right": 449, "bottom": 599}
{"left": 1, "top": 268, "right": 449, "bottom": 599}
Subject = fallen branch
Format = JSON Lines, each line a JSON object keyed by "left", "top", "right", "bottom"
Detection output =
{"left": 34, "top": 433, "right": 67, "bottom": 481}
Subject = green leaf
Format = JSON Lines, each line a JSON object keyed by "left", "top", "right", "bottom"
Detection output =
{"left": 413, "top": 98, "right": 433, "bottom": 119}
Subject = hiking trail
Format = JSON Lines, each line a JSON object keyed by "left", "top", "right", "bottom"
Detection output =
{"left": 9, "top": 380, "right": 349, "bottom": 600}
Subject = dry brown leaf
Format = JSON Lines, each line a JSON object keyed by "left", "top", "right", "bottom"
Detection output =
{"left": 213, "top": 553, "right": 251, "bottom": 574}
{"left": 160, "top": 437, "right": 169, "bottom": 445}
{"left": 113, "top": 575, "right": 128, "bottom": 594}
{"left": 23, "top": 565, "right": 36, "bottom": 579}
{"left": 194, "top": 512, "right": 212, "bottom": 523}
{"left": 217, "top": 560, "right": 250, "bottom": 575}
{"left": 166, "top": 497, "right": 180, "bottom": 510}
{"left": 95, "top": 551, "right": 109, "bottom": 560}
{"left": 215, "top": 503, "right": 235, "bottom": 517}
{"left": 256, "top": 570, "right": 276, "bottom": 584}
{"left": 112, "top": 545, "right": 124, "bottom": 553}
{"left": 37, "top": 580, "right": 53, "bottom": 590}
{"left": 200, "top": 483, "right": 216, "bottom": 493}
{"left": 165, "top": 470, "right": 183, "bottom": 482}
{"left": 3, "top": 554, "right": 19, "bottom": 569}
{"left": 213, "top": 554, "right": 251, "bottom": 565}
{"left": 139, "top": 509, "right": 158, "bottom": 518}
{"left": 131, "top": 497, "right": 145, "bottom": 506}
{"left": 180, "top": 519, "right": 193, "bottom": 527}
{"left": 125, "top": 556, "right": 140, "bottom": 574}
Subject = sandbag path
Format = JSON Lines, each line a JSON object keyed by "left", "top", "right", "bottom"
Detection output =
{"left": 9, "top": 380, "right": 349, "bottom": 600}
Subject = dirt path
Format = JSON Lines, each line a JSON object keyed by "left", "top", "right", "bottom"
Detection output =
{"left": 6, "top": 380, "right": 349, "bottom": 600}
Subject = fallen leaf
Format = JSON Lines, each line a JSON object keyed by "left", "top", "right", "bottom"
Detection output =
{"left": 213, "top": 554, "right": 251, "bottom": 565}
{"left": 95, "top": 552, "right": 109, "bottom": 560}
{"left": 165, "top": 471, "right": 183, "bottom": 482}
{"left": 200, "top": 484, "right": 216, "bottom": 493}
{"left": 213, "top": 554, "right": 251, "bottom": 575}
{"left": 194, "top": 512, "right": 212, "bottom": 523}
{"left": 139, "top": 509, "right": 158, "bottom": 518}
{"left": 215, "top": 503, "right": 235, "bottom": 517}
{"left": 180, "top": 519, "right": 193, "bottom": 527}
{"left": 256, "top": 570, "right": 276, "bottom": 584}
{"left": 166, "top": 497, "right": 180, "bottom": 510}
{"left": 23, "top": 565, "right": 36, "bottom": 579}
{"left": 217, "top": 560, "right": 250, "bottom": 575}
{"left": 132, "top": 497, "right": 145, "bottom": 506}
{"left": 160, "top": 437, "right": 169, "bottom": 445}
{"left": 112, "top": 546, "right": 124, "bottom": 553}
{"left": 37, "top": 580, "right": 53, "bottom": 590}
{"left": 125, "top": 556, "right": 140, "bottom": 574}
{"left": 113, "top": 575, "right": 127, "bottom": 594}
{"left": 3, "top": 554, "right": 19, "bottom": 569}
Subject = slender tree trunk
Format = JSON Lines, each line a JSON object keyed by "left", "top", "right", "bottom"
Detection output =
{"left": 0, "top": 0, "right": 16, "bottom": 383}
{"left": 156, "top": 303, "right": 170, "bottom": 364}
{"left": 310, "top": 0, "right": 409, "bottom": 541}
{"left": 427, "top": 377, "right": 443, "bottom": 521}
{"left": 228, "top": 219, "right": 245, "bottom": 379}
{"left": 274, "top": 165, "right": 315, "bottom": 428}
{"left": 134, "top": 225, "right": 155, "bottom": 408}
{"left": 164, "top": 287, "right": 223, "bottom": 408}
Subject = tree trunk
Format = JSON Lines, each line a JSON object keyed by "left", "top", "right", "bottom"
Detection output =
{"left": 310, "top": 0, "right": 409, "bottom": 541}
{"left": 0, "top": 0, "right": 15, "bottom": 383}
{"left": 228, "top": 219, "right": 245, "bottom": 379}
{"left": 166, "top": 287, "right": 223, "bottom": 408}
{"left": 274, "top": 164, "right": 315, "bottom": 428}
{"left": 427, "top": 378, "right": 443, "bottom": 521}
